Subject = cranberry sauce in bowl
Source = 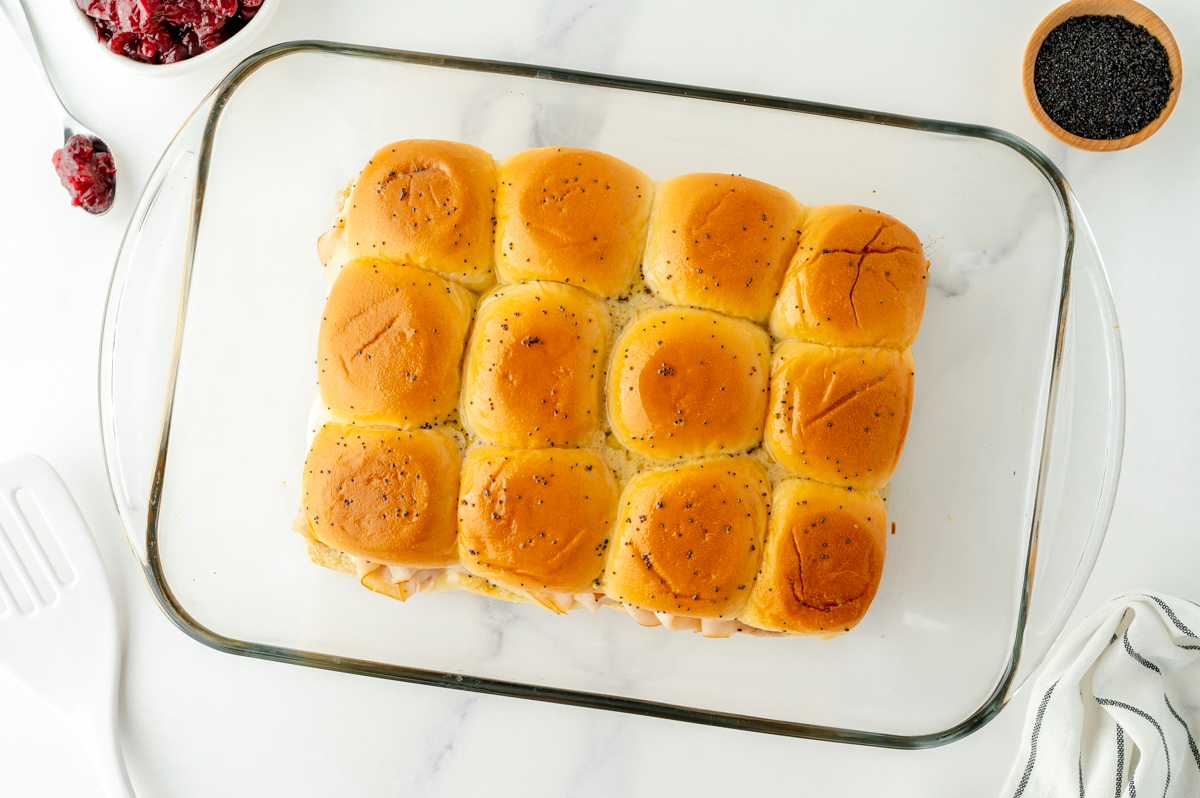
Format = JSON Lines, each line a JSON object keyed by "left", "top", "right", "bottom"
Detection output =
{"left": 74, "top": 0, "right": 276, "bottom": 70}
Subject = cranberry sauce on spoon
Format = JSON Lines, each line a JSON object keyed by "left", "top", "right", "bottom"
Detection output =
{"left": 52, "top": 135, "right": 116, "bottom": 215}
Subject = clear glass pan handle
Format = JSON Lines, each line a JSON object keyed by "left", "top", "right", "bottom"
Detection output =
{"left": 99, "top": 95, "right": 212, "bottom": 576}
{"left": 1010, "top": 193, "right": 1126, "bottom": 693}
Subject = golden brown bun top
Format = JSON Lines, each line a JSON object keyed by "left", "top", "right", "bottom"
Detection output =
{"left": 457, "top": 446, "right": 619, "bottom": 593}
{"left": 764, "top": 342, "right": 914, "bottom": 490}
{"left": 302, "top": 423, "right": 462, "bottom": 568}
{"left": 642, "top": 173, "right": 804, "bottom": 323}
{"left": 343, "top": 140, "right": 497, "bottom": 290}
{"left": 495, "top": 146, "right": 653, "bottom": 297}
{"left": 318, "top": 260, "right": 475, "bottom": 429}
{"left": 771, "top": 205, "right": 928, "bottom": 348}
{"left": 604, "top": 457, "right": 769, "bottom": 619}
{"left": 742, "top": 479, "right": 886, "bottom": 635}
{"left": 461, "top": 281, "right": 609, "bottom": 448}
{"left": 607, "top": 307, "right": 770, "bottom": 460}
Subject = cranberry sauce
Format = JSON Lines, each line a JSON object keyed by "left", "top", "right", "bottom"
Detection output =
{"left": 77, "top": 0, "right": 264, "bottom": 65}
{"left": 52, "top": 135, "right": 116, "bottom": 214}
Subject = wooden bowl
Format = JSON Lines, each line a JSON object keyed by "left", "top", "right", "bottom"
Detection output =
{"left": 1023, "top": 0, "right": 1183, "bottom": 151}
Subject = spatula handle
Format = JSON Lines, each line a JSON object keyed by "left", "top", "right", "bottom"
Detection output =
{"left": 75, "top": 705, "right": 135, "bottom": 798}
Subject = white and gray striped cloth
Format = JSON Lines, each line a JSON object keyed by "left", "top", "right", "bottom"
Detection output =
{"left": 1004, "top": 592, "right": 1200, "bottom": 797}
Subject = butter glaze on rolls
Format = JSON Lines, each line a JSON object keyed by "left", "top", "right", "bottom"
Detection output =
{"left": 764, "top": 342, "right": 914, "bottom": 490}
{"left": 302, "top": 140, "right": 935, "bottom": 640}
{"left": 301, "top": 423, "right": 461, "bottom": 568}
{"left": 495, "top": 146, "right": 653, "bottom": 297}
{"left": 343, "top": 140, "right": 498, "bottom": 290}
{"left": 318, "top": 260, "right": 475, "bottom": 429}
{"left": 461, "top": 281, "right": 609, "bottom": 448}
{"left": 642, "top": 173, "right": 804, "bottom": 323}
{"left": 741, "top": 479, "right": 886, "bottom": 636}
{"left": 603, "top": 458, "right": 769, "bottom": 620}
{"left": 608, "top": 307, "right": 770, "bottom": 461}
{"left": 458, "top": 446, "right": 619, "bottom": 596}
{"left": 771, "top": 205, "right": 929, "bottom": 349}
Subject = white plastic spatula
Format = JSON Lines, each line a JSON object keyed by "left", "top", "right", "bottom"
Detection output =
{"left": 0, "top": 454, "right": 134, "bottom": 797}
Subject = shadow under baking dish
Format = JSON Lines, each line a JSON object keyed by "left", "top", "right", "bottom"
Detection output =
{"left": 98, "top": 42, "right": 1125, "bottom": 748}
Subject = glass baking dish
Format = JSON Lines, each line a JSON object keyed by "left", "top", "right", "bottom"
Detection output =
{"left": 98, "top": 42, "right": 1124, "bottom": 747}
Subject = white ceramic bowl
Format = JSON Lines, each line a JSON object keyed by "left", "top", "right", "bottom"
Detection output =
{"left": 67, "top": 0, "right": 279, "bottom": 77}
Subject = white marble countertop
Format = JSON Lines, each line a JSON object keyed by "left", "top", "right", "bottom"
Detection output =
{"left": 1, "top": 1, "right": 1197, "bottom": 795}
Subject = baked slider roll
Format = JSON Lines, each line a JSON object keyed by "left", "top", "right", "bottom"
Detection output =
{"left": 461, "top": 281, "right": 609, "bottom": 448}
{"left": 494, "top": 146, "right": 653, "bottom": 297}
{"left": 318, "top": 260, "right": 474, "bottom": 429}
{"left": 764, "top": 342, "right": 914, "bottom": 490}
{"left": 642, "top": 173, "right": 804, "bottom": 323}
{"left": 604, "top": 458, "right": 769, "bottom": 626}
{"left": 771, "top": 205, "right": 929, "bottom": 349}
{"left": 301, "top": 423, "right": 462, "bottom": 570}
{"left": 741, "top": 479, "right": 886, "bottom": 636}
{"left": 458, "top": 446, "right": 619, "bottom": 611}
{"left": 608, "top": 307, "right": 770, "bottom": 461}
{"left": 342, "top": 140, "right": 498, "bottom": 291}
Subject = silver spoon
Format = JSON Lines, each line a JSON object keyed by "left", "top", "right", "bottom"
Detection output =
{"left": 0, "top": 0, "right": 116, "bottom": 215}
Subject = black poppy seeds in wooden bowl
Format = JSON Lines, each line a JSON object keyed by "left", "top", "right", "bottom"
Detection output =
{"left": 1034, "top": 14, "right": 1173, "bottom": 140}
{"left": 1022, "top": 1, "right": 1182, "bottom": 151}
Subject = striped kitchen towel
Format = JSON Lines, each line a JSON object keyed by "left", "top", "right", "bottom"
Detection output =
{"left": 1004, "top": 592, "right": 1200, "bottom": 797}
